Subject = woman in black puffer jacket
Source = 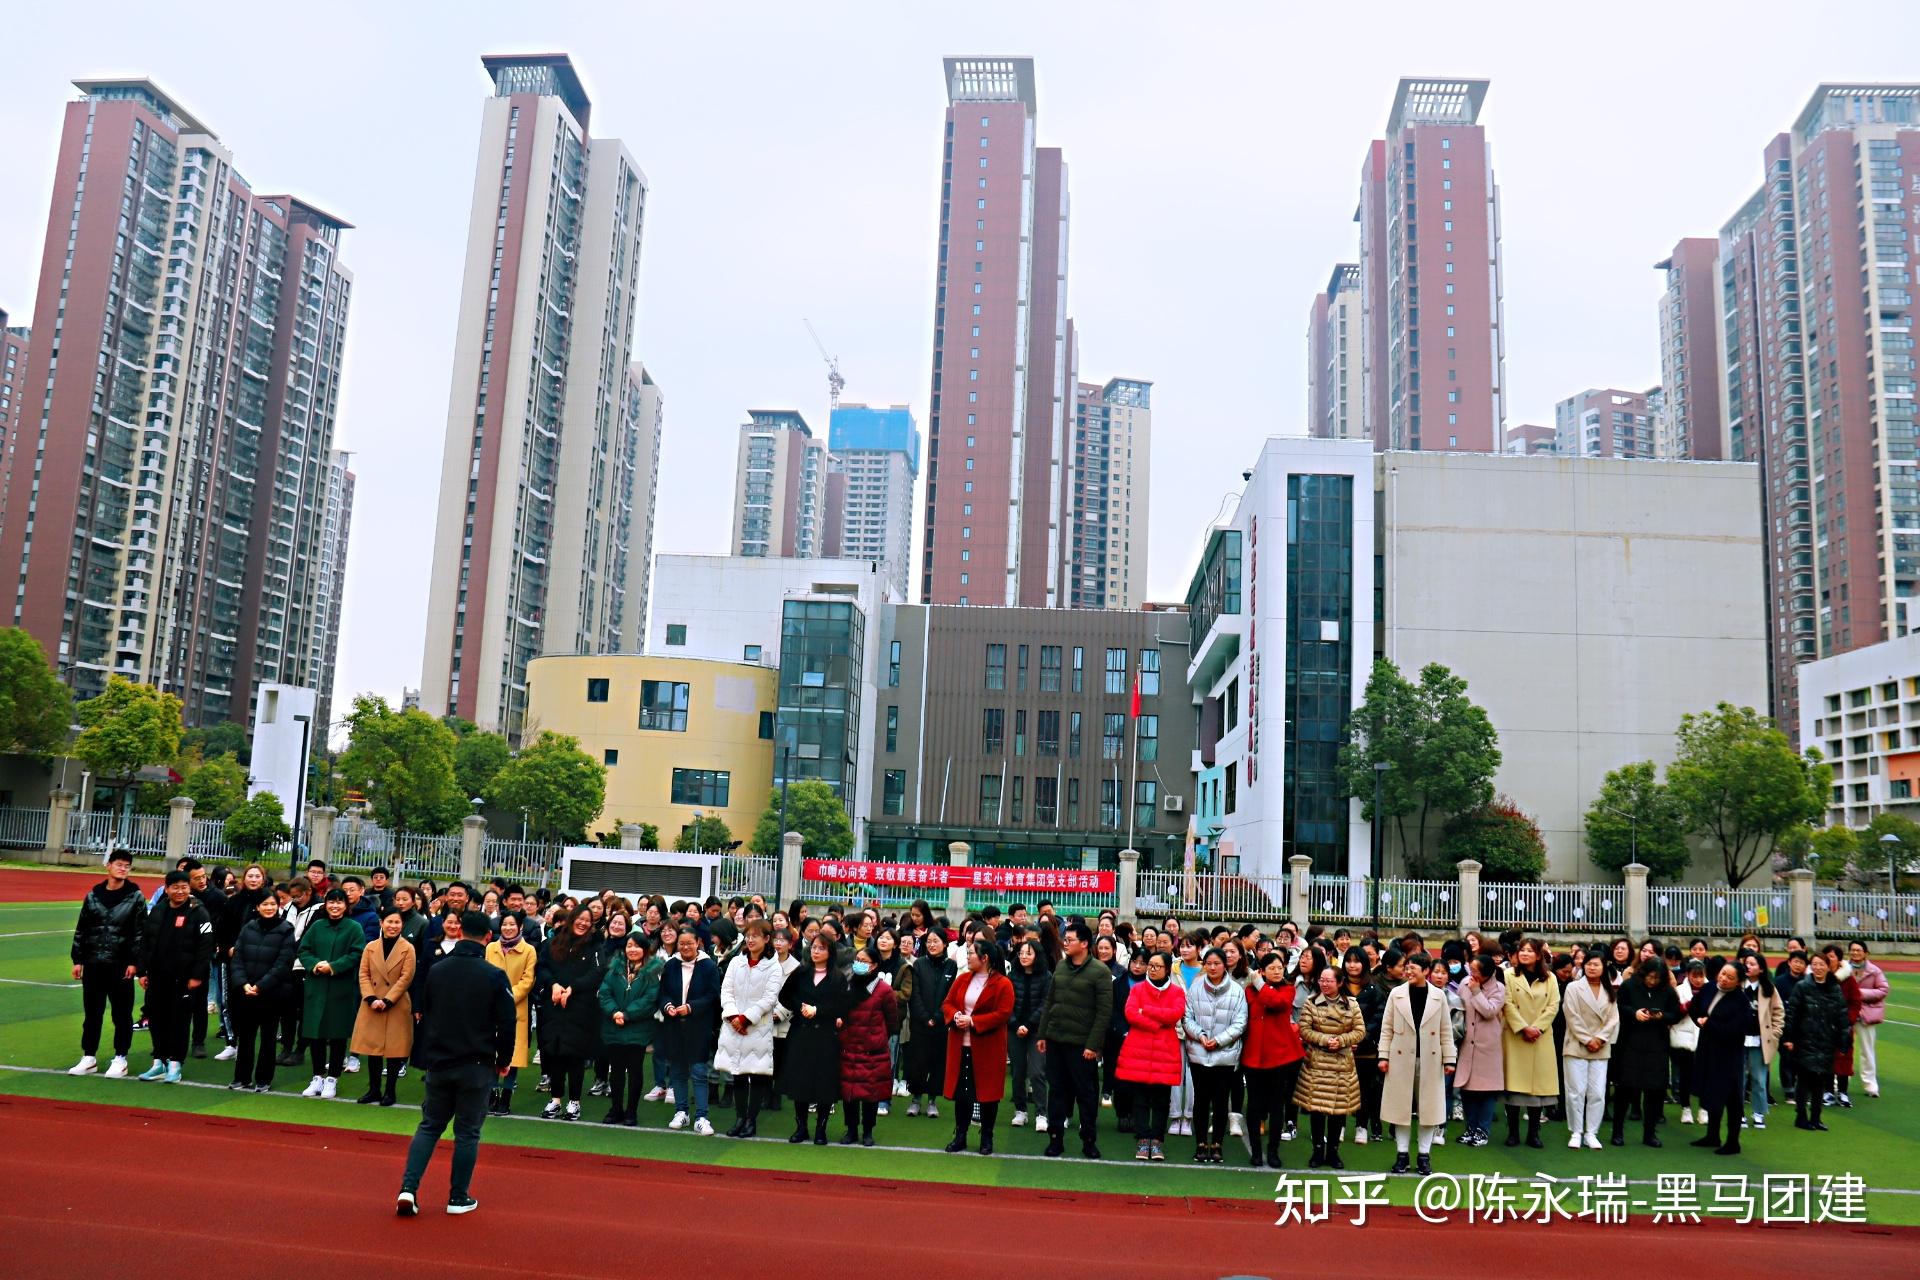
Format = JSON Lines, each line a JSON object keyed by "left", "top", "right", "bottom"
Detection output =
{"left": 227, "top": 892, "right": 298, "bottom": 1091}
{"left": 1008, "top": 940, "right": 1052, "bottom": 1127}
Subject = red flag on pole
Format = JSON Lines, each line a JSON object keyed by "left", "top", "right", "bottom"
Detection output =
{"left": 1130, "top": 672, "right": 1141, "bottom": 719}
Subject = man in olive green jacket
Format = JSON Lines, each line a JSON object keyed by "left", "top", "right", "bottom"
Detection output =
{"left": 1037, "top": 920, "right": 1113, "bottom": 1158}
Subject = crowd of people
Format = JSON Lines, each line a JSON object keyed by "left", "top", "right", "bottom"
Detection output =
{"left": 69, "top": 851, "right": 1892, "bottom": 1173}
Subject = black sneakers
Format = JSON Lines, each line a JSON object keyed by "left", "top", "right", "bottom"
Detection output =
{"left": 447, "top": 1196, "right": 479, "bottom": 1216}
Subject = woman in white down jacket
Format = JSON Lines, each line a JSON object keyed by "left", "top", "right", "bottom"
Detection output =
{"left": 1183, "top": 947, "right": 1248, "bottom": 1164}
{"left": 715, "top": 920, "right": 785, "bottom": 1138}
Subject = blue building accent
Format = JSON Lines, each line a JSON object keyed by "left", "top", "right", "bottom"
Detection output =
{"left": 829, "top": 405, "right": 920, "bottom": 474}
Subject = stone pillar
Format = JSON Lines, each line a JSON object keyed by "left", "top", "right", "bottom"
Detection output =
{"left": 1117, "top": 849, "right": 1140, "bottom": 918}
{"left": 781, "top": 831, "right": 805, "bottom": 906}
{"left": 1624, "top": 863, "right": 1650, "bottom": 939}
{"left": 307, "top": 805, "right": 338, "bottom": 865}
{"left": 1788, "top": 868, "right": 1816, "bottom": 943}
{"left": 461, "top": 814, "right": 487, "bottom": 883}
{"left": 45, "top": 790, "right": 75, "bottom": 858}
{"left": 619, "top": 823, "right": 645, "bottom": 851}
{"left": 947, "top": 841, "right": 971, "bottom": 918}
{"left": 1456, "top": 859, "right": 1483, "bottom": 934}
{"left": 165, "top": 795, "right": 194, "bottom": 865}
{"left": 1288, "top": 855, "right": 1313, "bottom": 931}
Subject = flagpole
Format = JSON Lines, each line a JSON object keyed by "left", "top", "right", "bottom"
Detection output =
{"left": 1126, "top": 667, "right": 1139, "bottom": 855}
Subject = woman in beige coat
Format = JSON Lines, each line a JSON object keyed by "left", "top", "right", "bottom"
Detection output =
{"left": 1294, "top": 967, "right": 1364, "bottom": 1170}
{"left": 484, "top": 912, "right": 539, "bottom": 1115}
{"left": 1560, "top": 953, "right": 1620, "bottom": 1149}
{"left": 1377, "top": 952, "right": 1458, "bottom": 1174}
{"left": 1500, "top": 939, "right": 1560, "bottom": 1149}
{"left": 349, "top": 908, "right": 415, "bottom": 1106}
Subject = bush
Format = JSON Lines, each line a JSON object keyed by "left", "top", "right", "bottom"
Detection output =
{"left": 1441, "top": 796, "right": 1547, "bottom": 883}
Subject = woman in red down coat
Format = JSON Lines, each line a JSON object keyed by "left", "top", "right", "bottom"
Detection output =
{"left": 1241, "top": 951, "right": 1305, "bottom": 1168}
{"left": 941, "top": 938, "right": 1016, "bottom": 1155}
{"left": 837, "top": 944, "right": 901, "bottom": 1146}
{"left": 1117, "top": 951, "right": 1188, "bottom": 1161}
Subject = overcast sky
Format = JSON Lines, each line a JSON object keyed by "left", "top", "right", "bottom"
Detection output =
{"left": 3, "top": 1, "right": 1917, "bottom": 717}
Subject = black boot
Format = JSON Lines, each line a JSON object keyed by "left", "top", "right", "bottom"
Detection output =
{"left": 1390, "top": 1152, "right": 1411, "bottom": 1175}
{"left": 814, "top": 1114, "right": 830, "bottom": 1146}
{"left": 1267, "top": 1136, "right": 1283, "bottom": 1168}
{"left": 1308, "top": 1142, "right": 1326, "bottom": 1168}
{"left": 1326, "top": 1130, "right": 1345, "bottom": 1170}
{"left": 978, "top": 1102, "right": 997, "bottom": 1155}
{"left": 380, "top": 1084, "right": 397, "bottom": 1107}
{"left": 1504, "top": 1105, "right": 1522, "bottom": 1147}
{"left": 1416, "top": 1152, "right": 1432, "bottom": 1176}
{"left": 790, "top": 1104, "right": 810, "bottom": 1144}
{"left": 1526, "top": 1110, "right": 1544, "bottom": 1149}
{"left": 1690, "top": 1109, "right": 1721, "bottom": 1148}
{"left": 944, "top": 1122, "right": 970, "bottom": 1153}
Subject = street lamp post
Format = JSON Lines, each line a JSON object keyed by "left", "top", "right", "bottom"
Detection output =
{"left": 1603, "top": 805, "right": 1639, "bottom": 868}
{"left": 1371, "top": 761, "right": 1392, "bottom": 934}
{"left": 1881, "top": 832, "right": 1902, "bottom": 894}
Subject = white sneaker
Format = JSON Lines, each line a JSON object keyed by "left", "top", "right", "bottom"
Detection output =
{"left": 893, "top": 1080, "right": 909, "bottom": 1098}
{"left": 1034, "top": 1114, "right": 1049, "bottom": 1133}
{"left": 104, "top": 1056, "right": 129, "bottom": 1079}
{"left": 1228, "top": 1112, "right": 1245, "bottom": 1137}
{"left": 1101, "top": 1094, "right": 1114, "bottom": 1108}
{"left": 1583, "top": 1134, "right": 1603, "bottom": 1150}
{"left": 692, "top": 1117, "right": 715, "bottom": 1136}
{"left": 668, "top": 1110, "right": 689, "bottom": 1130}
{"left": 320, "top": 1077, "right": 338, "bottom": 1099}
{"left": 1752, "top": 1114, "right": 1766, "bottom": 1130}
{"left": 214, "top": 1045, "right": 237, "bottom": 1062}
{"left": 68, "top": 1055, "right": 98, "bottom": 1076}
{"left": 643, "top": 1086, "right": 666, "bottom": 1102}
{"left": 1011, "top": 1110, "right": 1028, "bottom": 1127}
{"left": 665, "top": 1089, "right": 677, "bottom": 1106}
{"left": 302, "top": 1075, "right": 325, "bottom": 1097}
{"left": 344, "top": 1055, "right": 361, "bottom": 1074}
{"left": 927, "top": 1102, "right": 939, "bottom": 1118}
{"left": 877, "top": 1102, "right": 890, "bottom": 1117}
{"left": 1354, "top": 1127, "right": 1369, "bottom": 1145}
{"left": 1434, "top": 1129, "right": 1446, "bottom": 1145}
{"left": 1679, "top": 1107, "right": 1694, "bottom": 1124}
{"left": 907, "top": 1101, "right": 921, "bottom": 1117}
{"left": 1568, "top": 1134, "right": 1583, "bottom": 1149}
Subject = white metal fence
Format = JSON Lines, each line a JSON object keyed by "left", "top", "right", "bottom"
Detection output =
{"left": 1481, "top": 883, "right": 1628, "bottom": 932}
{"left": 67, "top": 810, "right": 170, "bottom": 853}
{"left": 1811, "top": 890, "right": 1920, "bottom": 942}
{"left": 0, "top": 806, "right": 50, "bottom": 850}
{"left": 393, "top": 833, "right": 463, "bottom": 880}
{"left": 483, "top": 837, "right": 561, "bottom": 889}
{"left": 1648, "top": 885, "right": 1791, "bottom": 938}
{"left": 717, "top": 854, "right": 780, "bottom": 901}
{"left": 1136, "top": 870, "right": 1289, "bottom": 922}
{"left": 187, "top": 817, "right": 233, "bottom": 862}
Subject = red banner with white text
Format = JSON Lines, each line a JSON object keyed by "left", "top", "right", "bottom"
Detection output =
{"left": 802, "top": 859, "right": 1115, "bottom": 893}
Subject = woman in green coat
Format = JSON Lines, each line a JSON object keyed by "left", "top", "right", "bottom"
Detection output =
{"left": 597, "top": 933, "right": 664, "bottom": 1126}
{"left": 298, "top": 889, "right": 365, "bottom": 1099}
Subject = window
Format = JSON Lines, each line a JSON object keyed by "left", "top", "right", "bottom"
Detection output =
{"left": 743, "top": 644, "right": 762, "bottom": 662}
{"left": 979, "top": 774, "right": 1002, "bottom": 822}
{"left": 1010, "top": 776, "right": 1024, "bottom": 822}
{"left": 1017, "top": 644, "right": 1029, "bottom": 692}
{"left": 1072, "top": 646, "right": 1085, "bottom": 692}
{"left": 1139, "top": 649, "right": 1160, "bottom": 695}
{"left": 1039, "top": 645, "right": 1062, "bottom": 691}
{"left": 883, "top": 769, "right": 907, "bottom": 816}
{"left": 603, "top": 748, "right": 618, "bottom": 766}
{"left": 983, "top": 708, "right": 1004, "bottom": 754}
{"left": 1100, "top": 779, "right": 1121, "bottom": 828}
{"left": 1103, "top": 712, "right": 1125, "bottom": 760}
{"left": 985, "top": 643, "right": 1006, "bottom": 690}
{"left": 665, "top": 624, "right": 687, "bottom": 646}
{"left": 1069, "top": 711, "right": 1082, "bottom": 757}
{"left": 758, "top": 711, "right": 775, "bottom": 740}
{"left": 1105, "top": 647, "right": 1128, "bottom": 694}
{"left": 1067, "top": 778, "right": 1081, "bottom": 825}
{"left": 888, "top": 640, "right": 901, "bottom": 687}
{"left": 1895, "top": 779, "right": 1914, "bottom": 800}
{"left": 1035, "top": 776, "right": 1058, "bottom": 825}
{"left": 1037, "top": 710, "right": 1059, "bottom": 756}
{"left": 1136, "top": 780, "right": 1158, "bottom": 831}
{"left": 671, "top": 767, "right": 730, "bottom": 807}
{"left": 886, "top": 705, "right": 899, "bottom": 753}
{"left": 639, "top": 680, "right": 689, "bottom": 732}
{"left": 1137, "top": 714, "right": 1158, "bottom": 762}
{"left": 1225, "top": 678, "right": 1239, "bottom": 731}
{"left": 1014, "top": 709, "right": 1027, "bottom": 756}
{"left": 1225, "top": 762, "right": 1238, "bottom": 814}
{"left": 585, "top": 677, "right": 609, "bottom": 703}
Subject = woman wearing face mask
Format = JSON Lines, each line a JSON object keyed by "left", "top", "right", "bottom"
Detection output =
{"left": 296, "top": 889, "right": 364, "bottom": 1100}
{"left": 596, "top": 932, "right": 662, "bottom": 1126}
{"left": 350, "top": 907, "right": 416, "bottom": 1106}
{"left": 484, "top": 912, "right": 538, "bottom": 1114}
{"left": 1294, "top": 965, "right": 1364, "bottom": 1169}
{"left": 226, "top": 891, "right": 297, "bottom": 1092}
{"left": 942, "top": 939, "right": 1015, "bottom": 1154}
{"left": 903, "top": 928, "right": 957, "bottom": 1118}
{"left": 780, "top": 934, "right": 851, "bottom": 1145}
{"left": 835, "top": 944, "right": 900, "bottom": 1146}
{"left": 1689, "top": 959, "right": 1760, "bottom": 1155}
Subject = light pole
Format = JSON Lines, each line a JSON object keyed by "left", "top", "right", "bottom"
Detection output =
{"left": 1881, "top": 832, "right": 1902, "bottom": 894}
{"left": 1602, "top": 805, "right": 1639, "bottom": 868}
{"left": 1371, "top": 761, "right": 1392, "bottom": 934}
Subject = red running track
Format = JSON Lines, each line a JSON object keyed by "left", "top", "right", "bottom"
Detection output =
{"left": 0, "top": 866, "right": 105, "bottom": 903}
{"left": 1, "top": 1095, "right": 1913, "bottom": 1278}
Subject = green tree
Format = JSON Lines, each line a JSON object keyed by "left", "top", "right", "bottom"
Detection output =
{"left": 181, "top": 752, "right": 249, "bottom": 820}
{"left": 749, "top": 779, "right": 854, "bottom": 857}
{"left": 223, "top": 790, "right": 293, "bottom": 854}
{"left": 1338, "top": 659, "right": 1501, "bottom": 873}
{"left": 1440, "top": 797, "right": 1547, "bottom": 883}
{"left": 454, "top": 730, "right": 512, "bottom": 802}
{"left": 676, "top": 814, "right": 734, "bottom": 852}
{"left": 1666, "top": 703, "right": 1830, "bottom": 885}
{"left": 335, "top": 695, "right": 465, "bottom": 834}
{"left": 181, "top": 721, "right": 250, "bottom": 766}
{"left": 1863, "top": 812, "right": 1920, "bottom": 886}
{"left": 1806, "top": 825, "right": 1859, "bottom": 883}
{"left": 1583, "top": 760, "right": 1691, "bottom": 880}
{"left": 0, "top": 627, "right": 73, "bottom": 757}
{"left": 74, "top": 677, "right": 183, "bottom": 790}
{"left": 486, "top": 731, "right": 606, "bottom": 844}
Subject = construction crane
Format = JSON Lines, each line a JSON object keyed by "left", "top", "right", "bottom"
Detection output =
{"left": 804, "top": 318, "right": 846, "bottom": 410}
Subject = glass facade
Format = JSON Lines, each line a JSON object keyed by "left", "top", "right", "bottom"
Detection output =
{"left": 1185, "top": 529, "right": 1243, "bottom": 651}
{"left": 1282, "top": 475, "right": 1354, "bottom": 872}
{"left": 774, "top": 599, "right": 865, "bottom": 807}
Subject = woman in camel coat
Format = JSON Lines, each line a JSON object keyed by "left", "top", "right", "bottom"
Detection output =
{"left": 484, "top": 912, "right": 538, "bottom": 1114}
{"left": 1294, "top": 966, "right": 1364, "bottom": 1169}
{"left": 349, "top": 908, "right": 415, "bottom": 1106}
{"left": 1376, "top": 952, "right": 1458, "bottom": 1165}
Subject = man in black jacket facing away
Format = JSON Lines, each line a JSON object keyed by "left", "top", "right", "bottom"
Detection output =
{"left": 69, "top": 849, "right": 147, "bottom": 1078}
{"left": 136, "top": 869, "right": 214, "bottom": 1083}
{"left": 397, "top": 909, "right": 514, "bottom": 1217}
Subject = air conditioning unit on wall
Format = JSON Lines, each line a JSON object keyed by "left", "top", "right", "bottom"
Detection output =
{"left": 1163, "top": 795, "right": 1184, "bottom": 813}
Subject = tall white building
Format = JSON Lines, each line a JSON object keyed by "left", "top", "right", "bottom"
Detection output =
{"left": 311, "top": 450, "right": 355, "bottom": 731}
{"left": 619, "top": 364, "right": 663, "bottom": 653}
{"left": 730, "top": 410, "right": 826, "bottom": 559}
{"left": 421, "top": 54, "right": 650, "bottom": 740}
{"left": 1067, "top": 378, "right": 1152, "bottom": 609}
{"left": 826, "top": 404, "right": 918, "bottom": 596}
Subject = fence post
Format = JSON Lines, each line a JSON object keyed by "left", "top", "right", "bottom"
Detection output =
{"left": 1288, "top": 855, "right": 1312, "bottom": 930}
{"left": 165, "top": 795, "right": 194, "bottom": 865}
{"left": 620, "top": 823, "right": 645, "bottom": 851}
{"left": 781, "top": 831, "right": 804, "bottom": 905}
{"left": 45, "top": 791, "right": 75, "bottom": 859}
{"left": 947, "top": 841, "right": 970, "bottom": 919}
{"left": 1787, "top": 867, "right": 1816, "bottom": 943}
{"left": 307, "top": 805, "right": 337, "bottom": 865}
{"left": 461, "top": 814, "right": 486, "bottom": 883}
{"left": 1117, "top": 848, "right": 1140, "bottom": 918}
{"left": 1456, "top": 859, "right": 1482, "bottom": 934}
{"left": 1624, "top": 863, "right": 1650, "bottom": 938}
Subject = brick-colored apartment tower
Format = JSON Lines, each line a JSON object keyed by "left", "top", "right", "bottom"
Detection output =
{"left": 920, "top": 57, "right": 1074, "bottom": 607}
{"left": 1307, "top": 264, "right": 1364, "bottom": 440}
{"left": 1654, "top": 237, "right": 1724, "bottom": 460}
{"left": 0, "top": 312, "right": 29, "bottom": 547}
{"left": 1554, "top": 387, "right": 1660, "bottom": 459}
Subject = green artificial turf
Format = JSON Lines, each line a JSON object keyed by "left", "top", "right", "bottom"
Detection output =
{"left": 4, "top": 897, "right": 1918, "bottom": 1221}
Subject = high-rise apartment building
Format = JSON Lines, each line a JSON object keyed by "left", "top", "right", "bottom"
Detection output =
{"left": 620, "top": 363, "right": 663, "bottom": 654}
{"left": 0, "top": 79, "right": 354, "bottom": 727}
{"left": 421, "top": 55, "right": 649, "bottom": 739}
{"left": 1553, "top": 387, "right": 1660, "bottom": 459}
{"left": 310, "top": 450, "right": 355, "bottom": 731}
{"left": 920, "top": 57, "right": 1074, "bottom": 608}
{"left": 0, "top": 311, "right": 28, "bottom": 545}
{"left": 1718, "top": 85, "right": 1920, "bottom": 738}
{"left": 730, "top": 410, "right": 826, "bottom": 559}
{"left": 1356, "top": 79, "right": 1505, "bottom": 452}
{"left": 1655, "top": 237, "right": 1725, "bottom": 460}
{"left": 826, "top": 403, "right": 919, "bottom": 595}
{"left": 1066, "top": 378, "right": 1151, "bottom": 609}
{"left": 1307, "top": 265, "right": 1364, "bottom": 440}
{"left": 1502, "top": 423, "right": 1555, "bottom": 455}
